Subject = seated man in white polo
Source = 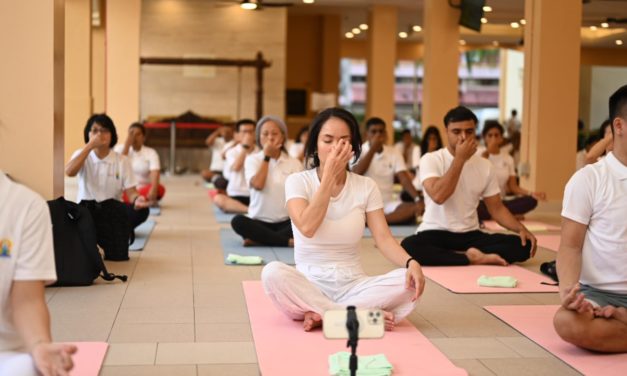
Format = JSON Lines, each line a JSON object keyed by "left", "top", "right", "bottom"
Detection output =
{"left": 553, "top": 84, "right": 627, "bottom": 353}
{"left": 352, "top": 117, "right": 423, "bottom": 225}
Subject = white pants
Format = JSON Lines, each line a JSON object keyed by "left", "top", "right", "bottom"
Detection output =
{"left": 261, "top": 261, "right": 417, "bottom": 323}
{"left": 0, "top": 351, "right": 37, "bottom": 376}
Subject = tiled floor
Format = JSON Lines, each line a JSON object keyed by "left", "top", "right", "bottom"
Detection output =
{"left": 51, "top": 175, "right": 580, "bottom": 375}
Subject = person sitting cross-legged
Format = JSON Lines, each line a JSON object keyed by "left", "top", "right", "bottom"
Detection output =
{"left": 400, "top": 106, "right": 537, "bottom": 266}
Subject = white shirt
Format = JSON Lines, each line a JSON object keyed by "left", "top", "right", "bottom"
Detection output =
{"left": 0, "top": 172, "right": 56, "bottom": 352}
{"left": 561, "top": 152, "right": 627, "bottom": 293}
{"left": 285, "top": 170, "right": 383, "bottom": 267}
{"left": 394, "top": 142, "right": 421, "bottom": 170}
{"left": 357, "top": 143, "right": 407, "bottom": 205}
{"left": 288, "top": 143, "right": 305, "bottom": 160}
{"left": 209, "top": 138, "right": 236, "bottom": 172}
{"left": 487, "top": 153, "right": 516, "bottom": 197}
{"left": 418, "top": 148, "right": 500, "bottom": 233}
{"left": 224, "top": 144, "right": 258, "bottom": 197}
{"left": 72, "top": 149, "right": 137, "bottom": 202}
{"left": 245, "top": 151, "right": 303, "bottom": 222}
{"left": 113, "top": 145, "right": 160, "bottom": 185}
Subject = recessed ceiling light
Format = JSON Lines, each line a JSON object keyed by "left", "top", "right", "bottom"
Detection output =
{"left": 481, "top": 18, "right": 488, "bottom": 24}
{"left": 520, "top": 19, "right": 526, "bottom": 25}
{"left": 240, "top": 0, "right": 258, "bottom": 10}
{"left": 459, "top": 40, "right": 467, "bottom": 45}
{"left": 590, "top": 25, "right": 598, "bottom": 31}
{"left": 601, "top": 22, "right": 609, "bottom": 28}
{"left": 352, "top": 28, "right": 361, "bottom": 34}
{"left": 510, "top": 22, "right": 520, "bottom": 29}
{"left": 412, "top": 25, "right": 422, "bottom": 32}
{"left": 345, "top": 32, "right": 354, "bottom": 39}
{"left": 302, "top": 0, "right": 314, "bottom": 4}
{"left": 359, "top": 24, "right": 368, "bottom": 30}
{"left": 483, "top": 6, "right": 492, "bottom": 12}
{"left": 399, "top": 31, "right": 408, "bottom": 38}
{"left": 616, "top": 40, "right": 624, "bottom": 46}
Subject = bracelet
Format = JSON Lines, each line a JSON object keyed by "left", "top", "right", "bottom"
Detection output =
{"left": 263, "top": 155, "right": 271, "bottom": 162}
{"left": 405, "top": 257, "right": 416, "bottom": 268}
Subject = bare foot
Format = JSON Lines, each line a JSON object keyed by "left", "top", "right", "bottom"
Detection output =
{"left": 466, "top": 247, "right": 508, "bottom": 266}
{"left": 303, "top": 311, "right": 322, "bottom": 331}
{"left": 595, "top": 306, "right": 627, "bottom": 324}
{"left": 243, "top": 239, "right": 259, "bottom": 247}
{"left": 383, "top": 311, "right": 395, "bottom": 331}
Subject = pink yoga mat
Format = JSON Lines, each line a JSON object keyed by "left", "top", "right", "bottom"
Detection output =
{"left": 64, "top": 342, "right": 108, "bottom": 376}
{"left": 243, "top": 281, "right": 466, "bottom": 376}
{"left": 483, "top": 220, "right": 560, "bottom": 232}
{"left": 537, "top": 234, "right": 561, "bottom": 252}
{"left": 422, "top": 265, "right": 559, "bottom": 293}
{"left": 485, "top": 305, "right": 627, "bottom": 376}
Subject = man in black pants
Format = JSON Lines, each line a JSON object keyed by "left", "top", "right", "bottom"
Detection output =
{"left": 401, "top": 106, "right": 537, "bottom": 266}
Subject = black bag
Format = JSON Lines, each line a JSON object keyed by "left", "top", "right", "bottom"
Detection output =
{"left": 80, "top": 199, "right": 132, "bottom": 261}
{"left": 540, "top": 260, "right": 559, "bottom": 283}
{"left": 47, "top": 197, "right": 127, "bottom": 286}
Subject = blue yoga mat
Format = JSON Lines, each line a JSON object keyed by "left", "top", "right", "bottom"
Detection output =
{"left": 149, "top": 206, "right": 161, "bottom": 216}
{"left": 363, "top": 225, "right": 416, "bottom": 238}
{"left": 130, "top": 220, "right": 156, "bottom": 251}
{"left": 219, "top": 228, "right": 295, "bottom": 266}
{"left": 213, "top": 205, "right": 238, "bottom": 224}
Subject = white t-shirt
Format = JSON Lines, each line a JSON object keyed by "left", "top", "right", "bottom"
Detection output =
{"left": 224, "top": 144, "right": 258, "bottom": 197}
{"left": 561, "top": 152, "right": 627, "bottom": 293}
{"left": 357, "top": 143, "right": 407, "bottom": 205}
{"left": 285, "top": 170, "right": 383, "bottom": 267}
{"left": 487, "top": 153, "right": 516, "bottom": 197}
{"left": 418, "top": 148, "right": 500, "bottom": 233}
{"left": 0, "top": 172, "right": 56, "bottom": 352}
{"left": 288, "top": 143, "right": 305, "bottom": 160}
{"left": 394, "top": 142, "right": 421, "bottom": 170}
{"left": 209, "top": 138, "right": 236, "bottom": 172}
{"left": 113, "top": 145, "right": 160, "bottom": 186}
{"left": 245, "top": 151, "right": 303, "bottom": 222}
{"left": 72, "top": 149, "right": 137, "bottom": 202}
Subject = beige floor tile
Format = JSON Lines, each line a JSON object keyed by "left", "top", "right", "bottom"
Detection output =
{"left": 121, "top": 286, "right": 194, "bottom": 308}
{"left": 197, "top": 364, "right": 259, "bottom": 375}
{"left": 461, "top": 293, "right": 539, "bottom": 307}
{"left": 429, "top": 338, "right": 521, "bottom": 359}
{"left": 195, "top": 323, "right": 253, "bottom": 342}
{"left": 155, "top": 342, "right": 257, "bottom": 364}
{"left": 195, "top": 306, "right": 250, "bottom": 323}
{"left": 108, "top": 323, "right": 195, "bottom": 343}
{"left": 100, "top": 365, "right": 197, "bottom": 376}
{"left": 193, "top": 283, "right": 247, "bottom": 307}
{"left": 450, "top": 359, "right": 496, "bottom": 376}
{"left": 116, "top": 306, "right": 194, "bottom": 324}
{"left": 496, "top": 337, "right": 552, "bottom": 358}
{"left": 405, "top": 311, "right": 447, "bottom": 338}
{"left": 480, "top": 358, "right": 581, "bottom": 376}
{"left": 45, "top": 287, "right": 59, "bottom": 303}
{"left": 526, "top": 293, "right": 561, "bottom": 305}
{"left": 104, "top": 343, "right": 157, "bottom": 366}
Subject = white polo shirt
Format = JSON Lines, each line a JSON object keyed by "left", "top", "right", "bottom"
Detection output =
{"left": 487, "top": 153, "right": 516, "bottom": 197}
{"left": 394, "top": 142, "right": 421, "bottom": 170}
{"left": 357, "top": 143, "right": 407, "bottom": 205}
{"left": 562, "top": 152, "right": 627, "bottom": 293}
{"left": 0, "top": 172, "right": 56, "bottom": 352}
{"left": 288, "top": 143, "right": 305, "bottom": 160}
{"left": 245, "top": 151, "right": 303, "bottom": 222}
{"left": 113, "top": 145, "right": 160, "bottom": 186}
{"left": 72, "top": 148, "right": 137, "bottom": 202}
{"left": 224, "top": 144, "right": 258, "bottom": 197}
{"left": 418, "top": 148, "right": 500, "bottom": 233}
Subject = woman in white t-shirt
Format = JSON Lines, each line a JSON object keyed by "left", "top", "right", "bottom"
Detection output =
{"left": 231, "top": 116, "right": 303, "bottom": 247}
{"left": 288, "top": 126, "right": 309, "bottom": 162}
{"left": 114, "top": 122, "right": 165, "bottom": 203}
{"left": 261, "top": 108, "right": 425, "bottom": 332}
{"left": 477, "top": 121, "right": 546, "bottom": 220}
{"left": 65, "top": 114, "right": 150, "bottom": 229}
{"left": 0, "top": 172, "right": 77, "bottom": 376}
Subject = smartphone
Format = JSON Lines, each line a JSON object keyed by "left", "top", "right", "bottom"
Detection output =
{"left": 323, "top": 308, "right": 385, "bottom": 339}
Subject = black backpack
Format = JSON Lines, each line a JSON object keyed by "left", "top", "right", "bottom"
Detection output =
{"left": 80, "top": 199, "right": 132, "bottom": 261}
{"left": 47, "top": 197, "right": 127, "bottom": 286}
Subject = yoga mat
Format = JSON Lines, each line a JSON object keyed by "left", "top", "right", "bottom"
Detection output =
{"left": 212, "top": 205, "right": 238, "bottom": 224}
{"left": 537, "top": 234, "right": 561, "bottom": 252}
{"left": 483, "top": 220, "right": 560, "bottom": 232}
{"left": 66, "top": 342, "right": 108, "bottom": 376}
{"left": 219, "top": 228, "right": 295, "bottom": 266}
{"left": 364, "top": 225, "right": 416, "bottom": 238}
{"left": 243, "top": 281, "right": 466, "bottom": 376}
{"left": 485, "top": 305, "right": 627, "bottom": 376}
{"left": 130, "top": 220, "right": 156, "bottom": 251}
{"left": 149, "top": 206, "right": 161, "bottom": 216}
{"left": 422, "top": 265, "right": 559, "bottom": 293}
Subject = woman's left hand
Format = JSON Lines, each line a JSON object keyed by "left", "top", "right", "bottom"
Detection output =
{"left": 405, "top": 261, "right": 426, "bottom": 301}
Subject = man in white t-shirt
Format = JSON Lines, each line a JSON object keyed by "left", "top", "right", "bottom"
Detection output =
{"left": 0, "top": 172, "right": 76, "bottom": 375}
{"left": 201, "top": 124, "right": 236, "bottom": 189}
{"left": 400, "top": 106, "right": 537, "bottom": 266}
{"left": 553, "top": 85, "right": 627, "bottom": 353}
{"left": 353, "top": 118, "right": 423, "bottom": 225}
{"left": 394, "top": 129, "right": 421, "bottom": 176}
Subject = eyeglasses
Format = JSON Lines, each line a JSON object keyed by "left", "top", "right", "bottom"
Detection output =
{"left": 90, "top": 127, "right": 111, "bottom": 134}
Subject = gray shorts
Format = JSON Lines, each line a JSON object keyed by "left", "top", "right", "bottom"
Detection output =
{"left": 580, "top": 284, "right": 627, "bottom": 308}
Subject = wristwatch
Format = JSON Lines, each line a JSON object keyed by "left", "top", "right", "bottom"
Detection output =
{"left": 263, "top": 155, "right": 271, "bottom": 162}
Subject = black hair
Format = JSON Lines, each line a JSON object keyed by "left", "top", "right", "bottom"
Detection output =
{"left": 599, "top": 119, "right": 612, "bottom": 138}
{"left": 481, "top": 120, "right": 504, "bottom": 138}
{"left": 511, "top": 109, "right": 517, "bottom": 116}
{"left": 400, "top": 129, "right": 411, "bottom": 136}
{"left": 609, "top": 84, "right": 627, "bottom": 135}
{"left": 83, "top": 113, "right": 118, "bottom": 147}
{"left": 421, "top": 125, "right": 443, "bottom": 153}
{"left": 443, "top": 106, "right": 478, "bottom": 127}
{"left": 585, "top": 134, "right": 599, "bottom": 149}
{"left": 304, "top": 107, "right": 362, "bottom": 169}
{"left": 235, "top": 118, "right": 256, "bottom": 132}
{"left": 129, "top": 122, "right": 146, "bottom": 136}
{"left": 295, "top": 126, "right": 309, "bottom": 143}
{"left": 365, "top": 117, "right": 386, "bottom": 130}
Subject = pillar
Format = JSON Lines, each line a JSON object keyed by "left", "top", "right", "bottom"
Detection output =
{"left": 321, "top": 14, "right": 341, "bottom": 99}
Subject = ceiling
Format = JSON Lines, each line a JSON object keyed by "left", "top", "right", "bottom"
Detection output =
{"left": 266, "top": 0, "right": 627, "bottom": 48}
